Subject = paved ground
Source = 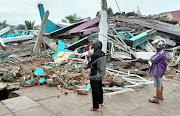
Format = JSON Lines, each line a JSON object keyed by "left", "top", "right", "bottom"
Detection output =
{"left": 0, "top": 79, "right": 180, "bottom": 116}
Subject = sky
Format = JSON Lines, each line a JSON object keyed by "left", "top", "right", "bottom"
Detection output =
{"left": 0, "top": 0, "right": 180, "bottom": 26}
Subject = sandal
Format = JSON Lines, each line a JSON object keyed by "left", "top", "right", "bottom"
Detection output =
{"left": 148, "top": 99, "right": 159, "bottom": 104}
{"left": 153, "top": 96, "right": 164, "bottom": 100}
{"left": 90, "top": 107, "right": 100, "bottom": 112}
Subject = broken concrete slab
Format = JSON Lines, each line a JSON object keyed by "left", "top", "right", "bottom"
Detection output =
{"left": 2, "top": 96, "right": 40, "bottom": 112}
{"left": 42, "top": 36, "right": 57, "bottom": 52}
{"left": 111, "top": 52, "right": 132, "bottom": 59}
{"left": 0, "top": 27, "right": 11, "bottom": 37}
{"left": 0, "top": 82, "right": 8, "bottom": 90}
{"left": 136, "top": 52, "right": 156, "bottom": 61}
{"left": 145, "top": 41, "right": 156, "bottom": 52}
{"left": 12, "top": 50, "right": 32, "bottom": 57}
{"left": 115, "top": 18, "right": 180, "bottom": 36}
{"left": 1, "top": 35, "right": 34, "bottom": 43}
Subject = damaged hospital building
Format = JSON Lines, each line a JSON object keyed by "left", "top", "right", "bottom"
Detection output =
{"left": 0, "top": 0, "right": 180, "bottom": 116}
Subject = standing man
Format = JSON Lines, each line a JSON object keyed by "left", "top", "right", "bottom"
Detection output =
{"left": 88, "top": 40, "right": 106, "bottom": 111}
{"left": 149, "top": 39, "right": 167, "bottom": 104}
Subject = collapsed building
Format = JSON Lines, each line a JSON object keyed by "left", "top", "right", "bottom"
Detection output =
{"left": 0, "top": 3, "right": 180, "bottom": 98}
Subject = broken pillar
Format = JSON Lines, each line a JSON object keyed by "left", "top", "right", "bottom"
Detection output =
{"left": 33, "top": 11, "right": 49, "bottom": 54}
{"left": 98, "top": 0, "right": 108, "bottom": 53}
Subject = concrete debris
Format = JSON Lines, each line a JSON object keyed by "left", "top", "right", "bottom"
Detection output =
{"left": 0, "top": 3, "right": 180, "bottom": 98}
{"left": 0, "top": 82, "right": 8, "bottom": 90}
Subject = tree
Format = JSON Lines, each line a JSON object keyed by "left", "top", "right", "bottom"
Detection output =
{"left": 62, "top": 13, "right": 81, "bottom": 23}
{"left": 34, "top": 25, "right": 40, "bottom": 30}
{"left": 17, "top": 24, "right": 25, "bottom": 30}
{"left": 96, "top": 7, "right": 114, "bottom": 17}
{"left": 10, "top": 25, "right": 16, "bottom": 29}
{"left": 25, "top": 20, "right": 35, "bottom": 30}
{"left": 107, "top": 7, "right": 113, "bottom": 17}
{"left": 0, "top": 20, "right": 9, "bottom": 28}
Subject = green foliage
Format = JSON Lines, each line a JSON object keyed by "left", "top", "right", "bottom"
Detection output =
{"left": 0, "top": 20, "right": 9, "bottom": 28}
{"left": 62, "top": 13, "right": 81, "bottom": 23}
{"left": 107, "top": 7, "right": 113, "bottom": 17}
{"left": 25, "top": 20, "right": 35, "bottom": 30}
{"left": 34, "top": 25, "right": 40, "bottom": 30}
{"left": 17, "top": 24, "right": 25, "bottom": 30}
{"left": 96, "top": 7, "right": 114, "bottom": 17}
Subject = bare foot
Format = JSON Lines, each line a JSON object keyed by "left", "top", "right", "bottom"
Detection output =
{"left": 90, "top": 107, "right": 100, "bottom": 112}
{"left": 100, "top": 103, "right": 105, "bottom": 106}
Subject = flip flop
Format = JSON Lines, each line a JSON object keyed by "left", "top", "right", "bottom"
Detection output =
{"left": 148, "top": 99, "right": 159, "bottom": 104}
{"left": 90, "top": 107, "right": 100, "bottom": 112}
{"left": 153, "top": 96, "right": 164, "bottom": 100}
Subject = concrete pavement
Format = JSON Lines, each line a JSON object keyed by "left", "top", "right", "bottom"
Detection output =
{"left": 0, "top": 79, "right": 180, "bottom": 116}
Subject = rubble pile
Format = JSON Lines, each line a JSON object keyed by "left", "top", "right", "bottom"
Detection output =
{"left": 0, "top": 4, "right": 180, "bottom": 96}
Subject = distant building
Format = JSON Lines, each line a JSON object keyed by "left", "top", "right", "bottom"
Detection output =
{"left": 159, "top": 10, "right": 180, "bottom": 26}
{"left": 159, "top": 10, "right": 180, "bottom": 20}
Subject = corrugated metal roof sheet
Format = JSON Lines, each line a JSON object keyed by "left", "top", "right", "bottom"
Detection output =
{"left": 115, "top": 18, "right": 180, "bottom": 36}
{"left": 161, "top": 10, "right": 180, "bottom": 20}
{"left": 171, "top": 10, "right": 180, "bottom": 20}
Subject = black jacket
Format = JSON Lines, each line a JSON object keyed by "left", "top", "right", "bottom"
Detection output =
{"left": 88, "top": 41, "right": 106, "bottom": 80}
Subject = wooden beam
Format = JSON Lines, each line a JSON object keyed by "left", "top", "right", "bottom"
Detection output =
{"left": 33, "top": 11, "right": 49, "bottom": 54}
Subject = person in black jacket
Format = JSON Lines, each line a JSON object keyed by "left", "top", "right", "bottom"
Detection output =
{"left": 88, "top": 40, "right": 106, "bottom": 111}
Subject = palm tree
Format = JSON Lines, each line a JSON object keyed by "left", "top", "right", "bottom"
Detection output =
{"left": 62, "top": 13, "right": 81, "bottom": 24}
{"left": 25, "top": 20, "right": 35, "bottom": 30}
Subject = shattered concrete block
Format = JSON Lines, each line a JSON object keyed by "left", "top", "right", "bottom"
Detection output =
{"left": 77, "top": 91, "right": 88, "bottom": 95}
{"left": 37, "top": 73, "right": 48, "bottom": 77}
{"left": 46, "top": 78, "right": 53, "bottom": 85}
{"left": 112, "top": 75, "right": 123, "bottom": 86}
{"left": 19, "top": 77, "right": 25, "bottom": 87}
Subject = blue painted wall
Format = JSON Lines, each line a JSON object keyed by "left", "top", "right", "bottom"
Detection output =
{"left": 38, "top": 4, "right": 60, "bottom": 33}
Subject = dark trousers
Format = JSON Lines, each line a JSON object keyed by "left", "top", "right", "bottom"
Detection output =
{"left": 90, "top": 80, "right": 103, "bottom": 109}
